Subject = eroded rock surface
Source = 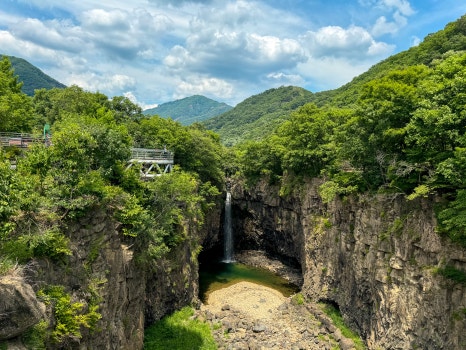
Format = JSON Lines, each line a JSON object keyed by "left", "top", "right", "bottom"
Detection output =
{"left": 0, "top": 275, "right": 45, "bottom": 340}
{"left": 232, "top": 179, "right": 466, "bottom": 349}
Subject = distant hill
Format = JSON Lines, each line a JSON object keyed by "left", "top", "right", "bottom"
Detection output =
{"left": 202, "top": 86, "right": 314, "bottom": 146}
{"left": 203, "top": 14, "right": 466, "bottom": 146}
{"left": 143, "top": 95, "right": 233, "bottom": 125}
{"left": 4, "top": 55, "right": 66, "bottom": 95}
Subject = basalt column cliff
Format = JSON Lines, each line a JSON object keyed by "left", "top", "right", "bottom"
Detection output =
{"left": 231, "top": 179, "right": 466, "bottom": 350}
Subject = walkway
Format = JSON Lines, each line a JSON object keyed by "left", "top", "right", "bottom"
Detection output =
{"left": 127, "top": 148, "right": 174, "bottom": 178}
{"left": 1, "top": 132, "right": 174, "bottom": 178}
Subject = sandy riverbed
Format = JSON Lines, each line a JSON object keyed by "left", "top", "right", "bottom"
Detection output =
{"left": 204, "top": 281, "right": 286, "bottom": 320}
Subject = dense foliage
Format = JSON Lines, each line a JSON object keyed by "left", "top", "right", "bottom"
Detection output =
{"left": 0, "top": 62, "right": 224, "bottom": 345}
{"left": 202, "top": 86, "right": 314, "bottom": 146}
{"left": 237, "top": 15, "right": 466, "bottom": 247}
{"left": 144, "top": 95, "right": 232, "bottom": 125}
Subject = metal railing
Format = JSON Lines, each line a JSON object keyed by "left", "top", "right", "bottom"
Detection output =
{"left": 0, "top": 132, "right": 44, "bottom": 148}
{"left": 130, "top": 148, "right": 174, "bottom": 162}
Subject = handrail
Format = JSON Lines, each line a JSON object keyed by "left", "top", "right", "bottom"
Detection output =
{"left": 1, "top": 132, "right": 174, "bottom": 164}
{"left": 130, "top": 148, "right": 174, "bottom": 161}
{"left": 0, "top": 132, "right": 44, "bottom": 148}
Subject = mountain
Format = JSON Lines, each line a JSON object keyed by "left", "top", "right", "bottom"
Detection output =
{"left": 143, "top": 95, "right": 233, "bottom": 125}
{"left": 202, "top": 86, "right": 314, "bottom": 146}
{"left": 5, "top": 55, "right": 66, "bottom": 95}
{"left": 203, "top": 14, "right": 466, "bottom": 146}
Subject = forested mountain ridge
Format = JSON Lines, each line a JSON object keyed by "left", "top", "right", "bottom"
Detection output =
{"left": 3, "top": 55, "right": 66, "bottom": 95}
{"left": 203, "top": 14, "right": 466, "bottom": 146}
{"left": 143, "top": 95, "right": 232, "bottom": 125}
{"left": 202, "top": 86, "right": 314, "bottom": 146}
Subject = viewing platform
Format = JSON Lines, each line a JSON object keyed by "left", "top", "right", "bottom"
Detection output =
{"left": 1, "top": 131, "right": 174, "bottom": 178}
{"left": 127, "top": 148, "right": 174, "bottom": 178}
{"left": 0, "top": 132, "right": 43, "bottom": 148}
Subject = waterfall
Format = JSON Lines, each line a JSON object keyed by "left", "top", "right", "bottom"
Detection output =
{"left": 223, "top": 192, "right": 234, "bottom": 263}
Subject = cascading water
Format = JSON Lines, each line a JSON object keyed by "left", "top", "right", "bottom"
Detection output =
{"left": 223, "top": 192, "right": 234, "bottom": 263}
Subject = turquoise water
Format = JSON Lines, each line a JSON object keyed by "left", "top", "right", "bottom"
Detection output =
{"left": 199, "top": 261, "right": 300, "bottom": 303}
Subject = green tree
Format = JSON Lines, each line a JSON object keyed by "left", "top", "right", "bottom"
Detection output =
{"left": 405, "top": 53, "right": 466, "bottom": 191}
{"left": 0, "top": 56, "right": 33, "bottom": 132}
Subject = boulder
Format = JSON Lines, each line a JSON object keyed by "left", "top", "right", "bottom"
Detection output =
{"left": 0, "top": 276, "right": 46, "bottom": 340}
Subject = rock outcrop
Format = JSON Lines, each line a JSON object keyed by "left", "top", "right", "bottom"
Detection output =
{"left": 232, "top": 179, "right": 466, "bottom": 350}
{"left": 0, "top": 201, "right": 220, "bottom": 349}
{"left": 0, "top": 275, "right": 46, "bottom": 341}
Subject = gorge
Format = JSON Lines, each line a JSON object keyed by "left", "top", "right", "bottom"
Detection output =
{"left": 2, "top": 176, "right": 466, "bottom": 349}
{"left": 224, "top": 179, "right": 466, "bottom": 350}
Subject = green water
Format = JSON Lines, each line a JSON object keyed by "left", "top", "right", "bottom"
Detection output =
{"left": 199, "top": 261, "right": 300, "bottom": 303}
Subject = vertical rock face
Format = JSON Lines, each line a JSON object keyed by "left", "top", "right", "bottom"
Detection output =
{"left": 23, "top": 208, "right": 146, "bottom": 349}
{"left": 0, "top": 203, "right": 211, "bottom": 349}
{"left": 232, "top": 179, "right": 466, "bottom": 350}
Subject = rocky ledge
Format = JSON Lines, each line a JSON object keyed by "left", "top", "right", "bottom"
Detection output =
{"left": 196, "top": 281, "right": 357, "bottom": 350}
{"left": 234, "top": 250, "right": 303, "bottom": 287}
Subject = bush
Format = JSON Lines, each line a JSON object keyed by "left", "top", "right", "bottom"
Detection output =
{"left": 38, "top": 285, "right": 101, "bottom": 344}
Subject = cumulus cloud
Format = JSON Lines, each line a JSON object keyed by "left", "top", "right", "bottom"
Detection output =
{"left": 297, "top": 56, "right": 373, "bottom": 92}
{"left": 2, "top": 0, "right": 447, "bottom": 106}
{"left": 380, "top": 0, "right": 415, "bottom": 16}
{"left": 78, "top": 8, "right": 174, "bottom": 60}
{"left": 265, "top": 72, "right": 304, "bottom": 86}
{"left": 124, "top": 91, "right": 158, "bottom": 110}
{"left": 10, "top": 18, "right": 84, "bottom": 53}
{"left": 66, "top": 72, "right": 135, "bottom": 94}
{"left": 165, "top": 29, "right": 306, "bottom": 81}
{"left": 175, "top": 76, "right": 234, "bottom": 100}
{"left": 302, "top": 26, "right": 394, "bottom": 61}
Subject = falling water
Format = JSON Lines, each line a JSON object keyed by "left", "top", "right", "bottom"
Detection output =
{"left": 223, "top": 192, "right": 234, "bottom": 263}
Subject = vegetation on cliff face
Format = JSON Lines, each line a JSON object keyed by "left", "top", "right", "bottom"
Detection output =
{"left": 143, "top": 306, "right": 216, "bottom": 350}
{"left": 0, "top": 56, "right": 224, "bottom": 346}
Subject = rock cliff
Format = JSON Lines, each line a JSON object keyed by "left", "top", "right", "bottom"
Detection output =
{"left": 0, "top": 202, "right": 220, "bottom": 349}
{"left": 232, "top": 179, "right": 466, "bottom": 350}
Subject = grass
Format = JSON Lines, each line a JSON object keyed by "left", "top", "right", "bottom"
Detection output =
{"left": 144, "top": 307, "right": 217, "bottom": 350}
{"left": 320, "top": 303, "right": 366, "bottom": 350}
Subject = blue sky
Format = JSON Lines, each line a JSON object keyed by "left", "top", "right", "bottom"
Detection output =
{"left": 1, "top": 1, "right": 465, "bottom": 107}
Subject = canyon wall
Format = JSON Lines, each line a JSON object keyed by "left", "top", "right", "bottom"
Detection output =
{"left": 0, "top": 202, "right": 222, "bottom": 349}
{"left": 232, "top": 179, "right": 466, "bottom": 350}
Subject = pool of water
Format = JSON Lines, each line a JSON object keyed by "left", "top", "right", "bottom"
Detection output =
{"left": 199, "top": 261, "right": 300, "bottom": 303}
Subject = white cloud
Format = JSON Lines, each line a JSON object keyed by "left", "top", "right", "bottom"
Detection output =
{"left": 11, "top": 18, "right": 85, "bottom": 53}
{"left": 410, "top": 36, "right": 421, "bottom": 47}
{"left": 297, "top": 56, "right": 373, "bottom": 92}
{"left": 372, "top": 11, "right": 409, "bottom": 36}
{"left": 124, "top": 91, "right": 158, "bottom": 110}
{"left": 265, "top": 72, "right": 304, "bottom": 86}
{"left": 380, "top": 0, "right": 415, "bottom": 16}
{"left": 175, "top": 76, "right": 234, "bottom": 100}
{"left": 302, "top": 26, "right": 393, "bottom": 60}
{"left": 66, "top": 72, "right": 135, "bottom": 94}
{"left": 3, "top": 0, "right": 459, "bottom": 107}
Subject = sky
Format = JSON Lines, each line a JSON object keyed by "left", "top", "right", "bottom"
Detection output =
{"left": 1, "top": 1, "right": 465, "bottom": 108}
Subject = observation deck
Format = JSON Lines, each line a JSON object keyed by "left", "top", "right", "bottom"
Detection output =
{"left": 126, "top": 148, "right": 174, "bottom": 178}
{"left": 1, "top": 132, "right": 174, "bottom": 178}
